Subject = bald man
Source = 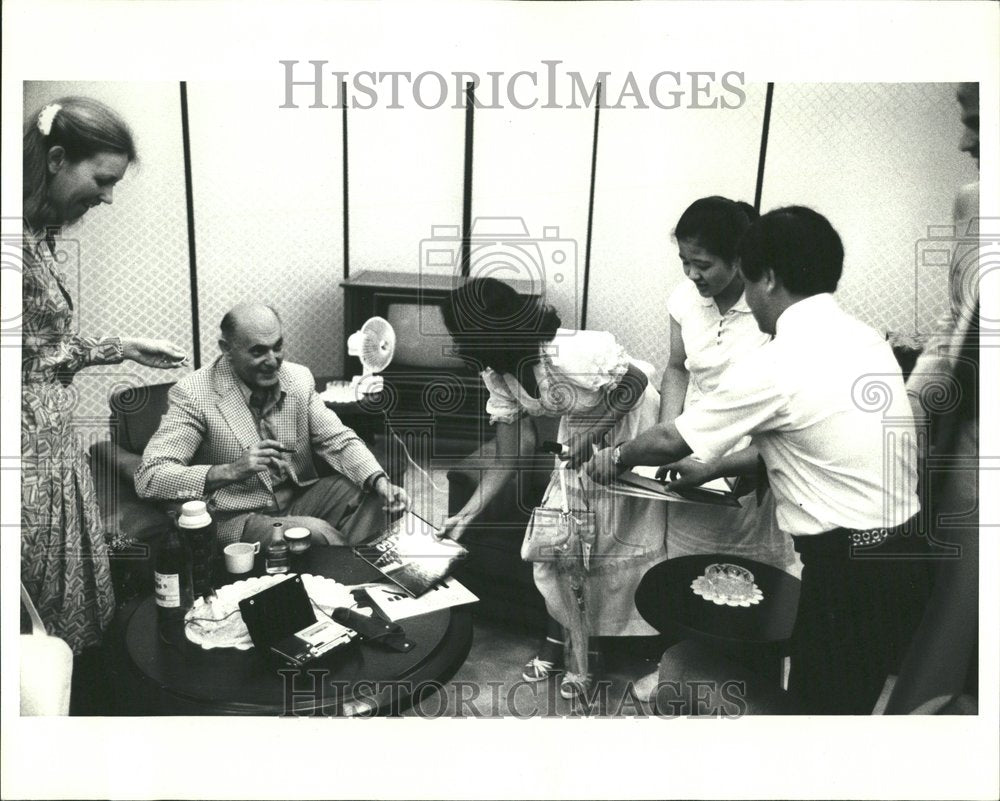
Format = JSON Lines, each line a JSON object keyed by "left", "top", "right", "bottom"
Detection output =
{"left": 136, "top": 304, "right": 409, "bottom": 546}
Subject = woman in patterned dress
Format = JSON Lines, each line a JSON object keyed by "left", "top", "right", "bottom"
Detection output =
{"left": 22, "top": 97, "right": 187, "bottom": 654}
{"left": 440, "top": 277, "right": 666, "bottom": 699}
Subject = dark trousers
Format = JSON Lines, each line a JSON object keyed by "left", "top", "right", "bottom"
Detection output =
{"left": 788, "top": 524, "right": 930, "bottom": 715}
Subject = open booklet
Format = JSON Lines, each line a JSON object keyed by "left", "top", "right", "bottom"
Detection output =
{"left": 364, "top": 578, "right": 479, "bottom": 621}
{"left": 612, "top": 464, "right": 742, "bottom": 507}
{"left": 353, "top": 511, "right": 469, "bottom": 597}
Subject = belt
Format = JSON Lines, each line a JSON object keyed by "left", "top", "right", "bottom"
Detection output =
{"left": 792, "top": 520, "right": 912, "bottom": 557}
{"left": 846, "top": 527, "right": 892, "bottom": 548}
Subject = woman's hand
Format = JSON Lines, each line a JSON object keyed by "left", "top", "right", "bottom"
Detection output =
{"left": 585, "top": 445, "right": 620, "bottom": 486}
{"left": 562, "top": 430, "right": 604, "bottom": 470}
{"left": 123, "top": 338, "right": 188, "bottom": 369}
{"left": 657, "top": 455, "right": 716, "bottom": 490}
{"left": 437, "top": 513, "right": 472, "bottom": 541}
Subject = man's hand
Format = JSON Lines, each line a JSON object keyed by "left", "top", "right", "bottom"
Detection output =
{"left": 656, "top": 455, "right": 716, "bottom": 490}
{"left": 374, "top": 475, "right": 410, "bottom": 513}
{"left": 585, "top": 445, "right": 621, "bottom": 486}
{"left": 122, "top": 337, "right": 189, "bottom": 369}
{"left": 230, "top": 439, "right": 288, "bottom": 482}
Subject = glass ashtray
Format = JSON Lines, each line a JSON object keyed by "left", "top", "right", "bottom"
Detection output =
{"left": 704, "top": 563, "right": 755, "bottom": 600}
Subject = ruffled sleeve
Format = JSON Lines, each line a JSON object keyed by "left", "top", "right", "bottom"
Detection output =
{"left": 546, "top": 329, "right": 630, "bottom": 392}
{"left": 481, "top": 368, "right": 523, "bottom": 425}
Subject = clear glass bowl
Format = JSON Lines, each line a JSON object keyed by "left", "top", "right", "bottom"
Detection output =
{"left": 704, "top": 563, "right": 755, "bottom": 600}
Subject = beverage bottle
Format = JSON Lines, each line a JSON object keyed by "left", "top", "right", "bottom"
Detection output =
{"left": 177, "top": 500, "right": 217, "bottom": 598}
{"left": 265, "top": 521, "right": 290, "bottom": 575}
{"left": 155, "top": 518, "right": 194, "bottom": 644}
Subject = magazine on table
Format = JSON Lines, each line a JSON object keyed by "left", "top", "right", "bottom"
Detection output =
{"left": 353, "top": 511, "right": 469, "bottom": 597}
{"left": 613, "top": 465, "right": 742, "bottom": 507}
{"left": 365, "top": 577, "right": 479, "bottom": 621}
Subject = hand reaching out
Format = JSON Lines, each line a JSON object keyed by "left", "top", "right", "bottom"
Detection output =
{"left": 657, "top": 455, "right": 716, "bottom": 490}
{"left": 437, "top": 513, "right": 472, "bottom": 541}
{"left": 123, "top": 337, "right": 188, "bottom": 369}
{"left": 562, "top": 431, "right": 604, "bottom": 470}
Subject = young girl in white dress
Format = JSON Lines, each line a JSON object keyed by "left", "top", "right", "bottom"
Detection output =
{"left": 659, "top": 196, "right": 796, "bottom": 571}
{"left": 440, "top": 277, "right": 666, "bottom": 699}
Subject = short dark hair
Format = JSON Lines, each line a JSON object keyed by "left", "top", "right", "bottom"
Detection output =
{"left": 673, "top": 196, "right": 758, "bottom": 263}
{"left": 738, "top": 206, "right": 844, "bottom": 296}
{"left": 441, "top": 276, "right": 560, "bottom": 374}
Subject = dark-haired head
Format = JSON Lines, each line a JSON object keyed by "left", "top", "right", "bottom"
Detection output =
{"left": 24, "top": 96, "right": 138, "bottom": 230}
{"left": 737, "top": 206, "right": 844, "bottom": 335}
{"left": 738, "top": 206, "right": 843, "bottom": 295}
{"left": 674, "top": 196, "right": 758, "bottom": 264}
{"left": 441, "top": 276, "right": 561, "bottom": 375}
{"left": 673, "top": 196, "right": 756, "bottom": 301}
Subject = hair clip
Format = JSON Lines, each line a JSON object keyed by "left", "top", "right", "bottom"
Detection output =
{"left": 37, "top": 103, "right": 62, "bottom": 137}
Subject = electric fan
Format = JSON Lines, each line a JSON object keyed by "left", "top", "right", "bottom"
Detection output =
{"left": 346, "top": 316, "right": 395, "bottom": 396}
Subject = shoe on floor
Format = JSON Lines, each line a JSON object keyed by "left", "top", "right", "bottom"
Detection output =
{"left": 522, "top": 655, "right": 561, "bottom": 683}
{"left": 559, "top": 671, "right": 593, "bottom": 700}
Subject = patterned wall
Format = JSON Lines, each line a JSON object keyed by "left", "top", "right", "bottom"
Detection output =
{"left": 186, "top": 82, "right": 346, "bottom": 380}
{"left": 586, "top": 84, "right": 768, "bottom": 371}
{"left": 349, "top": 105, "right": 465, "bottom": 277}
{"left": 760, "top": 83, "right": 977, "bottom": 337}
{"left": 22, "top": 81, "right": 193, "bottom": 441}
{"left": 471, "top": 105, "right": 596, "bottom": 330}
{"left": 22, "top": 81, "right": 972, "bottom": 439}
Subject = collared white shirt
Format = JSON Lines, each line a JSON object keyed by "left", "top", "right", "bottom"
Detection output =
{"left": 667, "top": 279, "right": 772, "bottom": 408}
{"left": 675, "top": 293, "right": 920, "bottom": 535}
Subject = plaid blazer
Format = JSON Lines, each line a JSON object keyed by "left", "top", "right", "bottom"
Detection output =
{"left": 135, "top": 357, "right": 383, "bottom": 523}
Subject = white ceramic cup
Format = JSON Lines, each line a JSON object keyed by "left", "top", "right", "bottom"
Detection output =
{"left": 283, "top": 526, "right": 312, "bottom": 554}
{"left": 223, "top": 541, "right": 260, "bottom": 574}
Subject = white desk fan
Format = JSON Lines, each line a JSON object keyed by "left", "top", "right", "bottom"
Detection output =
{"left": 347, "top": 316, "right": 395, "bottom": 395}
{"left": 320, "top": 317, "right": 396, "bottom": 403}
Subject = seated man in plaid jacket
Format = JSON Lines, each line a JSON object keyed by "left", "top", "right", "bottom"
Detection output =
{"left": 135, "top": 304, "right": 409, "bottom": 546}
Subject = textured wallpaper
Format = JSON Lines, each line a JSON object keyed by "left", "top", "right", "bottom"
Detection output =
{"left": 586, "top": 84, "right": 768, "bottom": 372}
{"left": 186, "top": 82, "right": 346, "bottom": 381}
{"left": 471, "top": 105, "right": 596, "bottom": 331}
{"left": 20, "top": 80, "right": 975, "bottom": 442}
{"left": 760, "top": 83, "right": 977, "bottom": 337}
{"left": 22, "top": 81, "right": 194, "bottom": 443}
{"left": 349, "top": 105, "right": 465, "bottom": 278}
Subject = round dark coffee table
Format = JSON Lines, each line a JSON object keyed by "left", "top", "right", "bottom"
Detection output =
{"left": 636, "top": 554, "right": 801, "bottom": 654}
{"left": 115, "top": 547, "right": 473, "bottom": 716}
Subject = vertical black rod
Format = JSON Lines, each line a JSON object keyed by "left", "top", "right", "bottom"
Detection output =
{"left": 179, "top": 81, "right": 201, "bottom": 369}
{"left": 460, "top": 82, "right": 475, "bottom": 278}
{"left": 342, "top": 80, "right": 350, "bottom": 281}
{"left": 581, "top": 82, "right": 602, "bottom": 330}
{"left": 753, "top": 82, "right": 775, "bottom": 214}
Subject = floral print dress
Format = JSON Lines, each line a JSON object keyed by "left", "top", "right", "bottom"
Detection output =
{"left": 21, "top": 226, "right": 122, "bottom": 654}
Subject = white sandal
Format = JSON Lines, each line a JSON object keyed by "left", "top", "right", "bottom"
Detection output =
{"left": 521, "top": 636, "right": 564, "bottom": 682}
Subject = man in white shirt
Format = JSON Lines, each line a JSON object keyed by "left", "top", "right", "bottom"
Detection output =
{"left": 587, "top": 206, "right": 921, "bottom": 714}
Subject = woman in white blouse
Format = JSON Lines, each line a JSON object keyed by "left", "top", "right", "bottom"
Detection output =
{"left": 659, "top": 196, "right": 795, "bottom": 571}
{"left": 440, "top": 277, "right": 666, "bottom": 699}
